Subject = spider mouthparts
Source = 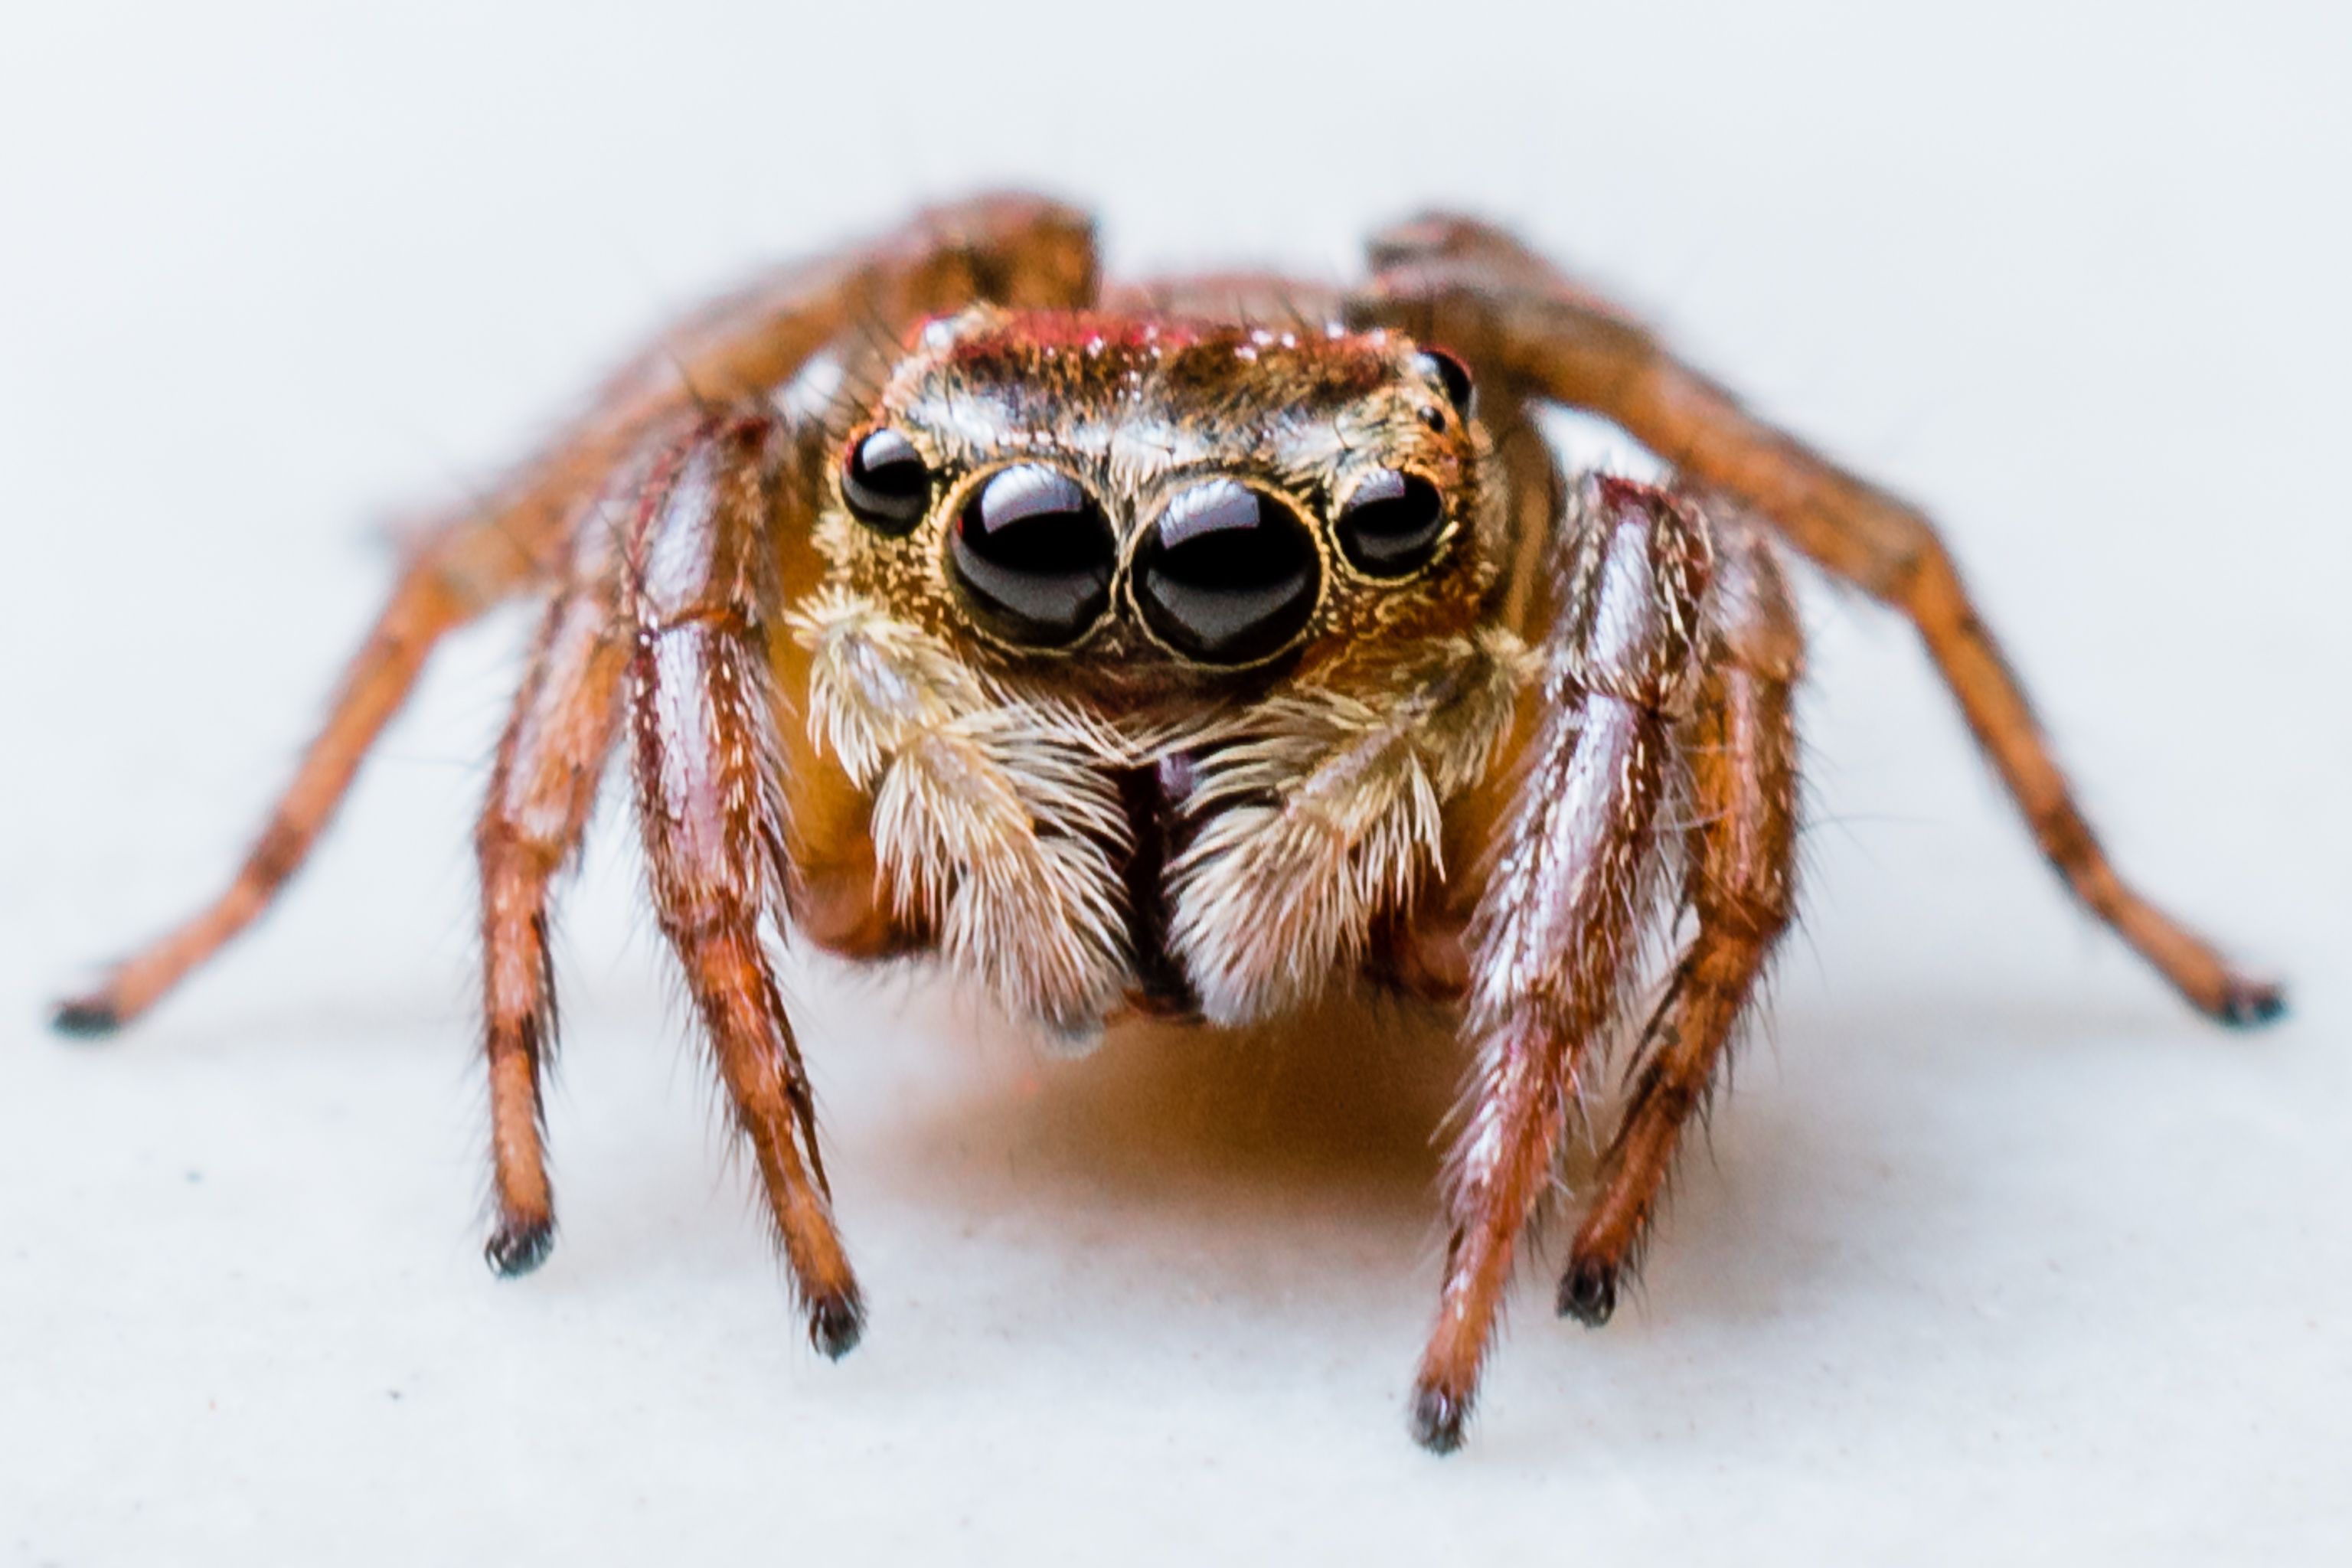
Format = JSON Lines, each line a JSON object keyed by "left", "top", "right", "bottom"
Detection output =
{"left": 1035, "top": 1015, "right": 1108, "bottom": 1060}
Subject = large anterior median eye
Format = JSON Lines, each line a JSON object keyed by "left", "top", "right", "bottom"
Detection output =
{"left": 947, "top": 465, "right": 1116, "bottom": 646}
{"left": 1134, "top": 479, "right": 1321, "bottom": 666}
{"left": 1334, "top": 469, "right": 1447, "bottom": 577}
{"left": 841, "top": 428, "right": 933, "bottom": 533}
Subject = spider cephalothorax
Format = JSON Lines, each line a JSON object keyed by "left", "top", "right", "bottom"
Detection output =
{"left": 55, "top": 194, "right": 2282, "bottom": 1453}
{"left": 786, "top": 303, "right": 1524, "bottom": 1042}
{"left": 816, "top": 305, "right": 1500, "bottom": 671}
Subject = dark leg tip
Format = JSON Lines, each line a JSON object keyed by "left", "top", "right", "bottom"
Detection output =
{"left": 1557, "top": 1256, "right": 1619, "bottom": 1327}
{"left": 808, "top": 1289, "right": 866, "bottom": 1361}
{"left": 51, "top": 995, "right": 123, "bottom": 1039}
{"left": 1408, "top": 1383, "right": 1471, "bottom": 1456}
{"left": 484, "top": 1218, "right": 555, "bottom": 1278}
{"left": 2213, "top": 978, "right": 2287, "bottom": 1031}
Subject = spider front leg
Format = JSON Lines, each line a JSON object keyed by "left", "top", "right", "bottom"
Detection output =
{"left": 1560, "top": 515, "right": 1802, "bottom": 1327}
{"left": 1352, "top": 222, "right": 2282, "bottom": 1027}
{"left": 623, "top": 411, "right": 861, "bottom": 1354}
{"left": 54, "top": 191, "right": 1096, "bottom": 1037}
{"left": 1414, "top": 478, "right": 1711, "bottom": 1454}
{"left": 472, "top": 405, "right": 854, "bottom": 1330}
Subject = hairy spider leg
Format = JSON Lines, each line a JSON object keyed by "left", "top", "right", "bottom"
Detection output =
{"left": 466, "top": 188, "right": 1096, "bottom": 1300}
{"left": 1413, "top": 479, "right": 1711, "bottom": 1454}
{"left": 54, "top": 193, "right": 1098, "bottom": 1037}
{"left": 49, "top": 521, "right": 528, "bottom": 1035}
{"left": 1560, "top": 514, "right": 1803, "bottom": 1326}
{"left": 471, "top": 452, "right": 645, "bottom": 1276}
{"left": 1350, "top": 220, "right": 2282, "bottom": 1027}
{"left": 624, "top": 411, "right": 863, "bottom": 1354}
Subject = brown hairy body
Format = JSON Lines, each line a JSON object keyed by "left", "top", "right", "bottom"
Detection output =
{"left": 54, "top": 195, "right": 2282, "bottom": 1453}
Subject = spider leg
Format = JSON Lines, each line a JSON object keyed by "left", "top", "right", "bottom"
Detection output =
{"left": 1413, "top": 478, "right": 1710, "bottom": 1455}
{"left": 50, "top": 516, "right": 532, "bottom": 1036}
{"left": 452, "top": 192, "right": 1096, "bottom": 587}
{"left": 1349, "top": 221, "right": 2282, "bottom": 1027}
{"left": 1559, "top": 514, "right": 1802, "bottom": 1327}
{"left": 471, "top": 459, "right": 648, "bottom": 1276}
{"left": 625, "top": 410, "right": 861, "bottom": 1354}
{"left": 55, "top": 193, "right": 1096, "bottom": 1036}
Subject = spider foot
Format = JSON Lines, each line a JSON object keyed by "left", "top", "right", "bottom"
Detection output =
{"left": 807, "top": 1286, "right": 867, "bottom": 1361}
{"left": 1557, "top": 1256, "right": 1619, "bottom": 1327}
{"left": 2213, "top": 975, "right": 2288, "bottom": 1031}
{"left": 1408, "top": 1380, "right": 1472, "bottom": 1456}
{"left": 484, "top": 1217, "right": 555, "bottom": 1278}
{"left": 51, "top": 994, "right": 123, "bottom": 1039}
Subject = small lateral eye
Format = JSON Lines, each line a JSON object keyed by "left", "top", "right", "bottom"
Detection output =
{"left": 1413, "top": 349, "right": 1475, "bottom": 417}
{"left": 841, "top": 428, "right": 932, "bottom": 533}
{"left": 1335, "top": 469, "right": 1448, "bottom": 578}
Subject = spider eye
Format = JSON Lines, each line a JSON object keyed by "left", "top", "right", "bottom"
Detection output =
{"left": 842, "top": 428, "right": 932, "bottom": 533}
{"left": 1414, "top": 349, "right": 1475, "bottom": 417}
{"left": 948, "top": 466, "right": 1116, "bottom": 646}
{"left": 1135, "top": 480, "right": 1321, "bottom": 665}
{"left": 1335, "top": 469, "right": 1448, "bottom": 577}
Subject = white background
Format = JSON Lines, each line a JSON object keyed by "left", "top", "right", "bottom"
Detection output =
{"left": 3, "top": 2, "right": 2347, "bottom": 1561}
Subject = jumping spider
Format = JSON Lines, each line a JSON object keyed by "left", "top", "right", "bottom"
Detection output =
{"left": 55, "top": 194, "right": 2283, "bottom": 1453}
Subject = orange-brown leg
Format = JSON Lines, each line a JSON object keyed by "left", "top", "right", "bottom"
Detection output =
{"left": 472, "top": 466, "right": 645, "bottom": 1275}
{"left": 447, "top": 192, "right": 1098, "bottom": 601}
{"left": 1353, "top": 221, "right": 2282, "bottom": 1027}
{"left": 1560, "top": 519, "right": 1803, "bottom": 1326}
{"left": 1414, "top": 479, "right": 1710, "bottom": 1454}
{"left": 56, "top": 193, "right": 1097, "bottom": 1039}
{"left": 626, "top": 411, "right": 860, "bottom": 1354}
{"left": 51, "top": 521, "right": 539, "bottom": 1036}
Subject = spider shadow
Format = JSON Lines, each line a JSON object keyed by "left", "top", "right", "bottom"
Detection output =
{"left": 851, "top": 975, "right": 2177, "bottom": 1332}
{"left": 845, "top": 973, "right": 1824, "bottom": 1319}
{"left": 887, "top": 988, "right": 1465, "bottom": 1220}
{"left": 580, "top": 952, "right": 2181, "bottom": 1358}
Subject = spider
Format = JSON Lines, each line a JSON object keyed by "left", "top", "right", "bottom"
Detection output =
{"left": 54, "top": 194, "right": 2283, "bottom": 1453}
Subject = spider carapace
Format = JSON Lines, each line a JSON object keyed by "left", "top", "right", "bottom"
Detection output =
{"left": 54, "top": 195, "right": 2282, "bottom": 1452}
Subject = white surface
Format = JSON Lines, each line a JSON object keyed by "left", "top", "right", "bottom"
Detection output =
{"left": 4, "top": 2, "right": 2347, "bottom": 1561}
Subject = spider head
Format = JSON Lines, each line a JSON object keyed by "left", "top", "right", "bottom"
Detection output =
{"left": 809, "top": 304, "right": 1501, "bottom": 694}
